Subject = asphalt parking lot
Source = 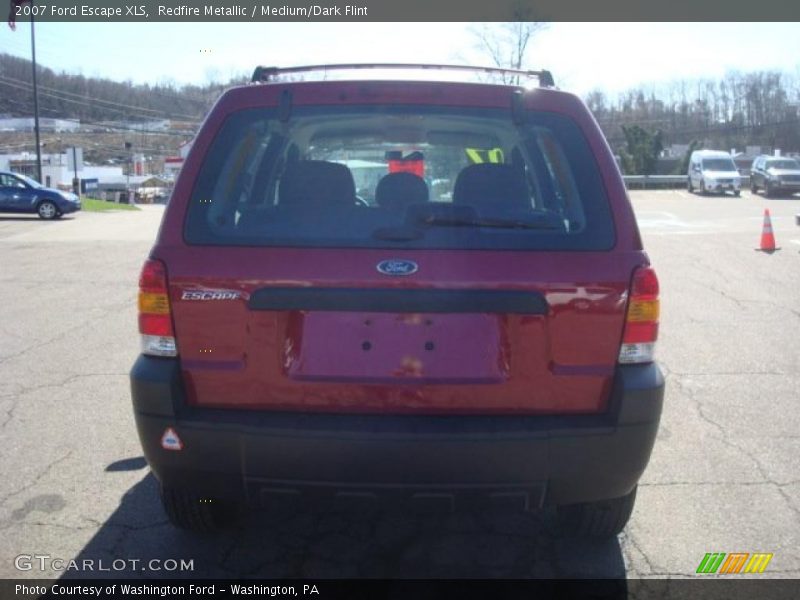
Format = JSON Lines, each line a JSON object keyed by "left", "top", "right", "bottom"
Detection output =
{"left": 0, "top": 190, "right": 798, "bottom": 579}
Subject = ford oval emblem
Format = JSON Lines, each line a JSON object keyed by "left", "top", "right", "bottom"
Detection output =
{"left": 377, "top": 259, "right": 418, "bottom": 276}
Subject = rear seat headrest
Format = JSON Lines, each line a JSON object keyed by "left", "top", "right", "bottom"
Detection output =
{"left": 279, "top": 160, "right": 356, "bottom": 208}
{"left": 375, "top": 172, "right": 429, "bottom": 211}
{"left": 453, "top": 163, "right": 530, "bottom": 213}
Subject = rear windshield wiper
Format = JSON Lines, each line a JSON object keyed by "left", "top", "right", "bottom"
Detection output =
{"left": 372, "top": 226, "right": 426, "bottom": 241}
{"left": 372, "top": 215, "right": 562, "bottom": 241}
{"left": 418, "top": 215, "right": 561, "bottom": 230}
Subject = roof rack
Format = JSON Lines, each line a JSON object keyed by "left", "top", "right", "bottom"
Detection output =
{"left": 251, "top": 63, "right": 555, "bottom": 88}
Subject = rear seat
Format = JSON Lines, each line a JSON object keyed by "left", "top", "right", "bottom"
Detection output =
{"left": 453, "top": 163, "right": 531, "bottom": 215}
{"left": 374, "top": 172, "right": 429, "bottom": 212}
{"left": 279, "top": 160, "right": 357, "bottom": 208}
{"left": 237, "top": 160, "right": 357, "bottom": 231}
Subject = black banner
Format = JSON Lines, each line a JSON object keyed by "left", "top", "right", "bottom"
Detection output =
{"left": 2, "top": 579, "right": 800, "bottom": 600}
{"left": 4, "top": 0, "right": 800, "bottom": 22}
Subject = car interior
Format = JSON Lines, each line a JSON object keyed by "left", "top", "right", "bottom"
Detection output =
{"left": 183, "top": 107, "right": 615, "bottom": 250}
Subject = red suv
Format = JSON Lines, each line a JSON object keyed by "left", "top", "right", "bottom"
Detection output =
{"left": 131, "top": 64, "right": 664, "bottom": 537}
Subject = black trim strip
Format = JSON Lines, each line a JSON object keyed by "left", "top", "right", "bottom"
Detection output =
{"left": 248, "top": 287, "right": 549, "bottom": 314}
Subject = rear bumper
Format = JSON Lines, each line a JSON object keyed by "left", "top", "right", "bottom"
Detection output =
{"left": 130, "top": 356, "right": 664, "bottom": 509}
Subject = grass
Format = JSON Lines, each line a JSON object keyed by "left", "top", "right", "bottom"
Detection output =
{"left": 80, "top": 197, "right": 141, "bottom": 212}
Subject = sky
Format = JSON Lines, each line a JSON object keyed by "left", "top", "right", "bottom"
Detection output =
{"left": 2, "top": 22, "right": 799, "bottom": 97}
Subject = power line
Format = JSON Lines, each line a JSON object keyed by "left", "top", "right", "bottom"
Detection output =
{"left": 0, "top": 78, "right": 145, "bottom": 118}
{"left": 0, "top": 76, "right": 202, "bottom": 121}
{"left": 1, "top": 51, "right": 216, "bottom": 107}
{"left": 0, "top": 73, "right": 202, "bottom": 119}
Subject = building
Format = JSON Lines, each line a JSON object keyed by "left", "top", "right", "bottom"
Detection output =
{"left": 1, "top": 150, "right": 122, "bottom": 193}
{"left": 91, "top": 119, "right": 172, "bottom": 132}
{"left": 163, "top": 139, "right": 193, "bottom": 178}
{"left": 95, "top": 175, "right": 171, "bottom": 203}
{"left": 0, "top": 117, "right": 80, "bottom": 132}
{"left": 662, "top": 144, "right": 690, "bottom": 159}
{"left": 1, "top": 151, "right": 79, "bottom": 189}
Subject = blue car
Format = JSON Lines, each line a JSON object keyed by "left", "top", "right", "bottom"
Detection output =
{"left": 0, "top": 171, "right": 81, "bottom": 219}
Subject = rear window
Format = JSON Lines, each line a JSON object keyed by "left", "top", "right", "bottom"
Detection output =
{"left": 185, "top": 105, "right": 615, "bottom": 250}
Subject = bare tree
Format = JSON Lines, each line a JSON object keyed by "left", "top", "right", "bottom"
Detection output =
{"left": 470, "top": 21, "right": 549, "bottom": 84}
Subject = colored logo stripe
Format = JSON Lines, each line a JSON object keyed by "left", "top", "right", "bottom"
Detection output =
{"left": 696, "top": 553, "right": 726, "bottom": 574}
{"left": 719, "top": 553, "right": 749, "bottom": 574}
{"left": 697, "top": 552, "right": 773, "bottom": 574}
{"left": 744, "top": 553, "right": 773, "bottom": 574}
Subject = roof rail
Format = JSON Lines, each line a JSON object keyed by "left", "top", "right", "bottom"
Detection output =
{"left": 251, "top": 63, "right": 555, "bottom": 88}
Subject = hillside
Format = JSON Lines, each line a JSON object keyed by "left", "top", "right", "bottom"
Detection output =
{"left": 2, "top": 52, "right": 799, "bottom": 170}
{"left": 0, "top": 52, "right": 250, "bottom": 164}
{"left": 0, "top": 52, "right": 244, "bottom": 123}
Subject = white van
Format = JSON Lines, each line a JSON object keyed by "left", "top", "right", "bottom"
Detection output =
{"left": 687, "top": 150, "right": 741, "bottom": 196}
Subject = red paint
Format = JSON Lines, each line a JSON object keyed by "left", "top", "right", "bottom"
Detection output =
{"left": 149, "top": 79, "right": 650, "bottom": 415}
{"left": 164, "top": 247, "right": 643, "bottom": 414}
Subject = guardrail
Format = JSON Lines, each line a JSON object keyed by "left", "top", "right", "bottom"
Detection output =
{"left": 623, "top": 175, "right": 751, "bottom": 189}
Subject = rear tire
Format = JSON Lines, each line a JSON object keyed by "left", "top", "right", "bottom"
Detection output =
{"left": 687, "top": 178, "right": 694, "bottom": 193}
{"left": 159, "top": 485, "right": 239, "bottom": 533}
{"left": 734, "top": 190, "right": 741, "bottom": 197}
{"left": 557, "top": 486, "right": 637, "bottom": 539}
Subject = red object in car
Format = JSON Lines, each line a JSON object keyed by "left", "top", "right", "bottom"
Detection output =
{"left": 388, "top": 159, "right": 424, "bottom": 178}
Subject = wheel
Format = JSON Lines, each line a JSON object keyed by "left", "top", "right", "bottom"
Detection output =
{"left": 734, "top": 190, "right": 741, "bottom": 197}
{"left": 750, "top": 179, "right": 758, "bottom": 193}
{"left": 687, "top": 178, "right": 694, "bottom": 193}
{"left": 765, "top": 182, "right": 774, "bottom": 198}
{"left": 557, "top": 486, "right": 637, "bottom": 538}
{"left": 37, "top": 200, "right": 58, "bottom": 220}
{"left": 699, "top": 180, "right": 707, "bottom": 195}
{"left": 159, "top": 485, "right": 239, "bottom": 533}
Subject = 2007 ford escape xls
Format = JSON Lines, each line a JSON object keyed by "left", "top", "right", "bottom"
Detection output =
{"left": 130, "top": 64, "right": 664, "bottom": 537}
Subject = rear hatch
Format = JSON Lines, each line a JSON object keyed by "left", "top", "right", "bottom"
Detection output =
{"left": 161, "top": 82, "right": 644, "bottom": 414}
{"left": 166, "top": 248, "right": 638, "bottom": 414}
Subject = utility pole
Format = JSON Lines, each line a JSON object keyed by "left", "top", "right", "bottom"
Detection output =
{"left": 125, "top": 141, "right": 132, "bottom": 203}
{"left": 30, "top": 0, "right": 43, "bottom": 183}
{"left": 71, "top": 146, "right": 80, "bottom": 197}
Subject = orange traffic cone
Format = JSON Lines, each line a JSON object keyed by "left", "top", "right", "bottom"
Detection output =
{"left": 758, "top": 209, "right": 778, "bottom": 253}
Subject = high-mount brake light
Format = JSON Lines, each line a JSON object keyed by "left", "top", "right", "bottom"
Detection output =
{"left": 619, "top": 267, "right": 660, "bottom": 364}
{"left": 138, "top": 259, "right": 177, "bottom": 357}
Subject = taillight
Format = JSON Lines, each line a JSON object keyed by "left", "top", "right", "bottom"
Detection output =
{"left": 619, "top": 266, "right": 659, "bottom": 364}
{"left": 138, "top": 259, "right": 177, "bottom": 357}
